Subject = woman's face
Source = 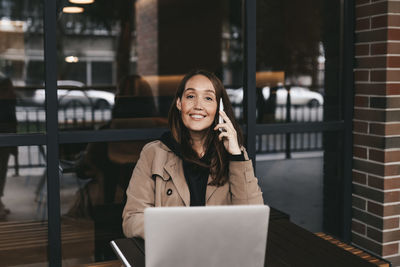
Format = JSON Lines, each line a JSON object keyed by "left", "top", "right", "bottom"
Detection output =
{"left": 176, "top": 74, "right": 218, "bottom": 136}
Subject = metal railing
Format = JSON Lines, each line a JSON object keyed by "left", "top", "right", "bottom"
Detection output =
{"left": 8, "top": 88, "right": 324, "bottom": 171}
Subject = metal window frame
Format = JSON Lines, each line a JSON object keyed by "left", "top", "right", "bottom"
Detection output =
{"left": 0, "top": 0, "right": 353, "bottom": 265}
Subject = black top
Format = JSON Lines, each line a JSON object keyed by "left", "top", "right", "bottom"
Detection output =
{"left": 160, "top": 131, "right": 245, "bottom": 206}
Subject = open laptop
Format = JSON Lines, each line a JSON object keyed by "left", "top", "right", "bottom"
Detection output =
{"left": 144, "top": 205, "right": 270, "bottom": 267}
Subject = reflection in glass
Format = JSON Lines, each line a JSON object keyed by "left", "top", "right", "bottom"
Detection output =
{"left": 0, "top": 0, "right": 46, "bottom": 133}
{"left": 256, "top": 0, "right": 341, "bottom": 123}
{"left": 257, "top": 131, "right": 343, "bottom": 236}
{"left": 60, "top": 141, "right": 139, "bottom": 263}
{"left": 0, "top": 145, "right": 48, "bottom": 266}
{"left": 54, "top": 0, "right": 243, "bottom": 130}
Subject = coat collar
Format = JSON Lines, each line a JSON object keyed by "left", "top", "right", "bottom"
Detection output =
{"left": 150, "top": 141, "right": 218, "bottom": 206}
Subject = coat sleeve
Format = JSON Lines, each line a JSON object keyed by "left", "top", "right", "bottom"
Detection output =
{"left": 229, "top": 149, "right": 264, "bottom": 205}
{"left": 122, "top": 145, "right": 155, "bottom": 238}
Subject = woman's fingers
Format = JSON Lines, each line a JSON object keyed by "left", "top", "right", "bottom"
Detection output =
{"left": 214, "top": 111, "right": 235, "bottom": 132}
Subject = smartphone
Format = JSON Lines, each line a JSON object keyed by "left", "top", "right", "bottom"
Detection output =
{"left": 219, "top": 98, "right": 224, "bottom": 132}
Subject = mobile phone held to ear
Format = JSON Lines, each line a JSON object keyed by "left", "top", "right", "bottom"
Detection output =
{"left": 219, "top": 98, "right": 224, "bottom": 132}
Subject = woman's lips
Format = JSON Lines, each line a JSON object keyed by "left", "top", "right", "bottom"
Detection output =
{"left": 189, "top": 114, "right": 206, "bottom": 119}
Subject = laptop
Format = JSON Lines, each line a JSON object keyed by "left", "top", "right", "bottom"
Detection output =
{"left": 144, "top": 205, "right": 270, "bottom": 267}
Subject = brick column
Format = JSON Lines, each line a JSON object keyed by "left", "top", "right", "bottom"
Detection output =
{"left": 136, "top": 0, "right": 158, "bottom": 75}
{"left": 353, "top": 1, "right": 400, "bottom": 265}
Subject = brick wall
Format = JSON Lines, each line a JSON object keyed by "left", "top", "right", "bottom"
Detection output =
{"left": 353, "top": 0, "right": 400, "bottom": 265}
{"left": 136, "top": 0, "right": 158, "bottom": 75}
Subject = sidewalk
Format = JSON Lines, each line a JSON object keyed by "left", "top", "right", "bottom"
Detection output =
{"left": 256, "top": 152, "right": 323, "bottom": 233}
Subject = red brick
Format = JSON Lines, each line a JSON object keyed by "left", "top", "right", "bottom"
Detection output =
{"left": 352, "top": 220, "right": 366, "bottom": 235}
{"left": 352, "top": 232, "right": 382, "bottom": 255}
{"left": 356, "top": 56, "right": 386, "bottom": 68}
{"left": 386, "top": 84, "right": 400, "bottom": 95}
{"left": 384, "top": 217, "right": 400, "bottom": 229}
{"left": 386, "top": 124, "right": 400, "bottom": 135}
{"left": 388, "top": 1, "right": 400, "bottom": 14}
{"left": 370, "top": 149, "right": 400, "bottom": 163}
{"left": 356, "top": 2, "right": 387, "bottom": 18}
{"left": 370, "top": 70, "right": 386, "bottom": 82}
{"left": 369, "top": 123, "right": 384, "bottom": 135}
{"left": 354, "top": 109, "right": 385, "bottom": 121}
{"left": 357, "top": 17, "right": 370, "bottom": 31}
{"left": 387, "top": 42, "right": 400, "bottom": 54}
{"left": 354, "top": 183, "right": 383, "bottom": 202}
{"left": 385, "top": 164, "right": 400, "bottom": 176}
{"left": 385, "top": 191, "right": 400, "bottom": 203}
{"left": 387, "top": 70, "right": 400, "bottom": 81}
{"left": 369, "top": 149, "right": 384, "bottom": 162}
{"left": 356, "top": 44, "right": 369, "bottom": 56}
{"left": 354, "top": 95, "right": 369, "bottom": 107}
{"left": 370, "top": 123, "right": 400, "bottom": 135}
{"left": 388, "top": 14, "right": 400, "bottom": 27}
{"left": 371, "top": 43, "right": 387, "bottom": 55}
{"left": 353, "top": 195, "right": 367, "bottom": 210}
{"left": 386, "top": 150, "right": 400, "bottom": 162}
{"left": 353, "top": 134, "right": 385, "bottom": 148}
{"left": 387, "top": 56, "right": 400, "bottom": 68}
{"left": 356, "top": 29, "right": 387, "bottom": 43}
{"left": 371, "top": 15, "right": 387, "bottom": 29}
{"left": 354, "top": 146, "right": 368, "bottom": 159}
{"left": 354, "top": 121, "right": 369, "bottom": 133}
{"left": 383, "top": 243, "right": 399, "bottom": 256}
{"left": 354, "top": 158, "right": 385, "bottom": 176}
{"left": 355, "top": 83, "right": 386, "bottom": 95}
{"left": 368, "top": 201, "right": 383, "bottom": 216}
{"left": 354, "top": 170, "right": 367, "bottom": 184}
{"left": 354, "top": 70, "right": 370, "bottom": 81}
{"left": 367, "top": 226, "right": 382, "bottom": 242}
{"left": 368, "top": 175, "right": 384, "bottom": 189}
{"left": 388, "top": 29, "right": 400, "bottom": 41}
{"left": 383, "top": 229, "right": 400, "bottom": 242}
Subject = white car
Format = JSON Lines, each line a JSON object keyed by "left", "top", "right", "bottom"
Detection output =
{"left": 23, "top": 80, "right": 115, "bottom": 109}
{"left": 227, "top": 86, "right": 324, "bottom": 107}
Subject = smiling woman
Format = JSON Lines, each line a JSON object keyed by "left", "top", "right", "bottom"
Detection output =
{"left": 122, "top": 70, "right": 264, "bottom": 238}
{"left": 176, "top": 75, "right": 218, "bottom": 135}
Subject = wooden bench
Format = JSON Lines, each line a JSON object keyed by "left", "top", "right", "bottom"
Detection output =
{"left": 315, "top": 232, "right": 390, "bottom": 267}
{"left": 266, "top": 218, "right": 389, "bottom": 267}
{"left": 0, "top": 218, "right": 94, "bottom": 266}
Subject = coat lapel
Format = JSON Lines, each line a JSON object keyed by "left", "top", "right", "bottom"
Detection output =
{"left": 164, "top": 157, "right": 190, "bottom": 207}
{"left": 205, "top": 175, "right": 218, "bottom": 203}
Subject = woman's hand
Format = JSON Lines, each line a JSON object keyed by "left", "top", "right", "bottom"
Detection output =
{"left": 214, "top": 110, "right": 242, "bottom": 155}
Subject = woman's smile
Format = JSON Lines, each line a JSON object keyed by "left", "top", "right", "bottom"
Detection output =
{"left": 176, "top": 74, "right": 218, "bottom": 135}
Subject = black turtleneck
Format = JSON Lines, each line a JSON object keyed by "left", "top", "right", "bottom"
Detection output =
{"left": 160, "top": 131, "right": 244, "bottom": 206}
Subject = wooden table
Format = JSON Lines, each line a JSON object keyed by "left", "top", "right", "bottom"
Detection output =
{"left": 107, "top": 209, "right": 389, "bottom": 267}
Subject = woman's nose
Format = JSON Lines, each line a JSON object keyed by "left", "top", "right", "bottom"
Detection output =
{"left": 193, "top": 98, "right": 203, "bottom": 110}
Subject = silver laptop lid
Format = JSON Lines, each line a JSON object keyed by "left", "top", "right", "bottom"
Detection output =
{"left": 144, "top": 205, "right": 270, "bottom": 267}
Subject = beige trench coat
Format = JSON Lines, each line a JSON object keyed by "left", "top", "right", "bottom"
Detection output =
{"left": 122, "top": 140, "right": 264, "bottom": 238}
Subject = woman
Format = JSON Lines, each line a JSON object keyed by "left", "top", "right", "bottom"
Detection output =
{"left": 122, "top": 70, "right": 263, "bottom": 238}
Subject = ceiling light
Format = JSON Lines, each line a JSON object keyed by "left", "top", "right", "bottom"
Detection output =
{"left": 65, "top": 56, "right": 79, "bottom": 63}
{"left": 69, "top": 0, "right": 94, "bottom": 4}
{"left": 62, "top": 6, "right": 84, "bottom": 13}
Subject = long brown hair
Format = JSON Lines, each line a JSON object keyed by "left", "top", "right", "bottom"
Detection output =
{"left": 168, "top": 69, "right": 243, "bottom": 186}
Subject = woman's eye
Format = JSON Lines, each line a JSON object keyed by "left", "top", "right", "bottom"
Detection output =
{"left": 186, "top": 95, "right": 194, "bottom": 99}
{"left": 205, "top": 97, "right": 213, "bottom": 101}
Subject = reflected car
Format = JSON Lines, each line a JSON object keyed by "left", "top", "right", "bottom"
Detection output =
{"left": 19, "top": 80, "right": 115, "bottom": 109}
{"left": 226, "top": 86, "right": 324, "bottom": 107}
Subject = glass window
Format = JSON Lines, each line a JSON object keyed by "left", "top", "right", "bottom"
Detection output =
{"left": 256, "top": 0, "right": 341, "bottom": 124}
{"left": 56, "top": 0, "right": 244, "bottom": 131}
{"left": 257, "top": 131, "right": 343, "bottom": 233}
{"left": 0, "top": 0, "right": 46, "bottom": 134}
{"left": 255, "top": 0, "right": 345, "bottom": 238}
{"left": 59, "top": 140, "right": 149, "bottom": 264}
{"left": 0, "top": 145, "right": 48, "bottom": 266}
